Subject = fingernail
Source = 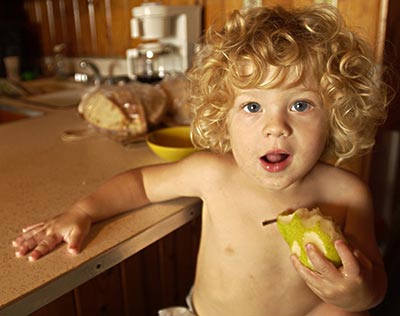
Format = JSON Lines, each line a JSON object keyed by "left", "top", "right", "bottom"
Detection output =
{"left": 306, "top": 243, "right": 313, "bottom": 250}
{"left": 334, "top": 239, "right": 344, "bottom": 249}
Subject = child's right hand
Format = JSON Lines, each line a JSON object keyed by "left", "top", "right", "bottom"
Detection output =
{"left": 12, "top": 206, "right": 92, "bottom": 261}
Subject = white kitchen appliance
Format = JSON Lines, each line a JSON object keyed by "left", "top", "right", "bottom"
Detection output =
{"left": 126, "top": 2, "right": 202, "bottom": 82}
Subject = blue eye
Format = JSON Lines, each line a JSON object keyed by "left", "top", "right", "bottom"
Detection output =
{"left": 290, "top": 100, "right": 311, "bottom": 112}
{"left": 243, "top": 102, "right": 261, "bottom": 113}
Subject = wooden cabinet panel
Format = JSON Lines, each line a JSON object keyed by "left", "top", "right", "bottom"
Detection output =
{"left": 30, "top": 291, "right": 76, "bottom": 316}
{"left": 29, "top": 219, "right": 201, "bottom": 316}
{"left": 262, "top": 0, "right": 314, "bottom": 8}
{"left": 120, "top": 251, "right": 147, "bottom": 315}
{"left": 109, "top": 0, "right": 138, "bottom": 56}
{"left": 201, "top": 0, "right": 242, "bottom": 30}
{"left": 76, "top": 0, "right": 93, "bottom": 56}
{"left": 47, "top": 0, "right": 64, "bottom": 49}
{"left": 338, "top": 0, "right": 382, "bottom": 48}
{"left": 74, "top": 264, "right": 125, "bottom": 316}
{"left": 61, "top": 0, "right": 78, "bottom": 56}
{"left": 122, "top": 216, "right": 201, "bottom": 316}
{"left": 28, "top": 0, "right": 52, "bottom": 55}
{"left": 21, "top": 0, "right": 387, "bottom": 63}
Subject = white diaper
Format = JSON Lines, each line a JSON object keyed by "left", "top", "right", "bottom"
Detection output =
{"left": 158, "top": 287, "right": 196, "bottom": 316}
{"left": 158, "top": 306, "right": 195, "bottom": 316}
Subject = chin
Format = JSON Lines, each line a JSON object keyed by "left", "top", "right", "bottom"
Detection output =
{"left": 259, "top": 166, "right": 311, "bottom": 191}
{"left": 252, "top": 173, "right": 296, "bottom": 191}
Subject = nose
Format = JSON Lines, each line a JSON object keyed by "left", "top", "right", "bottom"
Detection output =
{"left": 263, "top": 112, "right": 291, "bottom": 138}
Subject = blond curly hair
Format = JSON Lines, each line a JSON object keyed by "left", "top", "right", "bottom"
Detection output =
{"left": 187, "top": 4, "right": 389, "bottom": 163}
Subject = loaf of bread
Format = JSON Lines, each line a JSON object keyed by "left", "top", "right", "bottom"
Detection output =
{"left": 78, "top": 86, "right": 147, "bottom": 138}
{"left": 78, "top": 76, "right": 192, "bottom": 141}
{"left": 160, "top": 73, "right": 192, "bottom": 125}
{"left": 127, "top": 82, "right": 168, "bottom": 126}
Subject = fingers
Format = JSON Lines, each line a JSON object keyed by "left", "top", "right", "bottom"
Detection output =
{"left": 292, "top": 241, "right": 372, "bottom": 307}
{"left": 13, "top": 236, "right": 38, "bottom": 257}
{"left": 305, "top": 243, "right": 339, "bottom": 276}
{"left": 292, "top": 240, "right": 364, "bottom": 281}
{"left": 290, "top": 253, "right": 328, "bottom": 297}
{"left": 352, "top": 248, "right": 373, "bottom": 272}
{"left": 335, "top": 240, "right": 361, "bottom": 277}
{"left": 291, "top": 244, "right": 346, "bottom": 302}
{"left": 12, "top": 212, "right": 91, "bottom": 261}
{"left": 66, "top": 228, "right": 86, "bottom": 255}
{"left": 291, "top": 254, "right": 310, "bottom": 274}
{"left": 13, "top": 227, "right": 47, "bottom": 257}
{"left": 13, "top": 224, "right": 45, "bottom": 248}
{"left": 22, "top": 222, "right": 45, "bottom": 233}
{"left": 14, "top": 233, "right": 63, "bottom": 261}
{"left": 12, "top": 223, "right": 64, "bottom": 261}
{"left": 27, "top": 234, "right": 63, "bottom": 261}
{"left": 291, "top": 244, "right": 339, "bottom": 286}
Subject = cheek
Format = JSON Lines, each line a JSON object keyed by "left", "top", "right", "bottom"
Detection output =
{"left": 229, "top": 133, "right": 260, "bottom": 170}
{"left": 305, "top": 121, "right": 329, "bottom": 153}
{"left": 228, "top": 126, "right": 249, "bottom": 159}
{"left": 228, "top": 121, "right": 254, "bottom": 152}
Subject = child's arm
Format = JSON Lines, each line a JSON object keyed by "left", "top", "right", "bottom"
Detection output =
{"left": 12, "top": 150, "right": 208, "bottom": 262}
{"left": 12, "top": 168, "right": 152, "bottom": 261}
{"left": 291, "top": 179, "right": 387, "bottom": 312}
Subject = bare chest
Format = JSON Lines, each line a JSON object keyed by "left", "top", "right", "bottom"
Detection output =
{"left": 194, "top": 201, "right": 319, "bottom": 315}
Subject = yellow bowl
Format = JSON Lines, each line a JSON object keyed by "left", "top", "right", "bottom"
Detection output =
{"left": 146, "top": 126, "right": 198, "bottom": 162}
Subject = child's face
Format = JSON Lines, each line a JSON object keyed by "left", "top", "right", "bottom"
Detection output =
{"left": 227, "top": 69, "right": 329, "bottom": 191}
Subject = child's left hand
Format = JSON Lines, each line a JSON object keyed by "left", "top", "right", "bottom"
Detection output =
{"left": 291, "top": 239, "right": 374, "bottom": 311}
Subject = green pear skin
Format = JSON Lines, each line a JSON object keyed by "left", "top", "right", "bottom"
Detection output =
{"left": 277, "top": 208, "right": 345, "bottom": 269}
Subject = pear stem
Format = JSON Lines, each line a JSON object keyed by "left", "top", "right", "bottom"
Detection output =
{"left": 261, "top": 218, "right": 277, "bottom": 226}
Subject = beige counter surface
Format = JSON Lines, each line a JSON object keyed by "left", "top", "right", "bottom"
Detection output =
{"left": 0, "top": 102, "right": 201, "bottom": 315}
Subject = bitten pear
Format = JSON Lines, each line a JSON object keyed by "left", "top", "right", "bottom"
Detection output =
{"left": 277, "top": 207, "right": 345, "bottom": 269}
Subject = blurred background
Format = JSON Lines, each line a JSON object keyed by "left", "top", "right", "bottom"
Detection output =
{"left": 0, "top": 0, "right": 398, "bottom": 315}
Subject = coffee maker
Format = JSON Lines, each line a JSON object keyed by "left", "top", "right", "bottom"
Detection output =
{"left": 126, "top": 2, "right": 202, "bottom": 83}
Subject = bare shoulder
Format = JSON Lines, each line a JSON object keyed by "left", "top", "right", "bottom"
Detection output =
{"left": 183, "top": 151, "right": 236, "bottom": 176}
{"left": 312, "top": 162, "right": 372, "bottom": 208}
{"left": 314, "top": 162, "right": 366, "bottom": 184}
{"left": 142, "top": 151, "right": 235, "bottom": 201}
{"left": 178, "top": 151, "right": 237, "bottom": 189}
{"left": 313, "top": 165, "right": 382, "bottom": 264}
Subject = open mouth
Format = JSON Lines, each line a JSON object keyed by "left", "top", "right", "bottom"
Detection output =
{"left": 260, "top": 152, "right": 291, "bottom": 172}
{"left": 262, "top": 153, "right": 289, "bottom": 163}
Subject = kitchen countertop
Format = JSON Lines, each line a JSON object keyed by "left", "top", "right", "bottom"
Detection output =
{"left": 0, "top": 97, "right": 201, "bottom": 315}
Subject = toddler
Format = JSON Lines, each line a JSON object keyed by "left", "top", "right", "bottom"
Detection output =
{"left": 13, "top": 4, "right": 389, "bottom": 316}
